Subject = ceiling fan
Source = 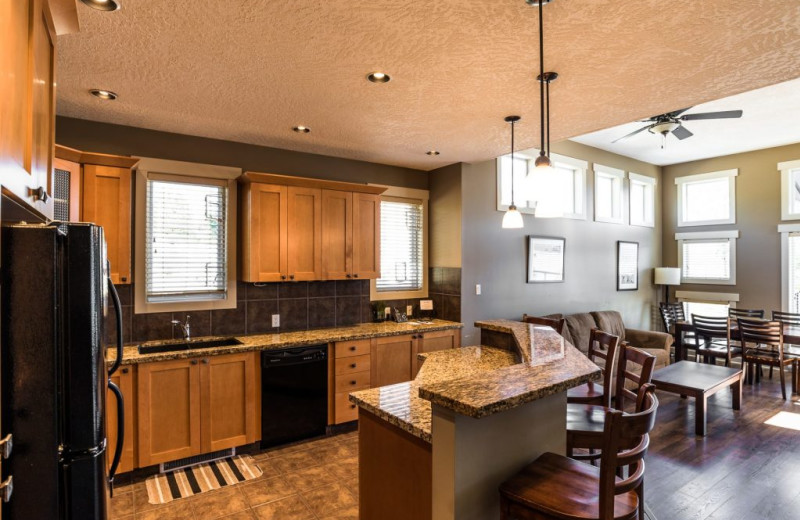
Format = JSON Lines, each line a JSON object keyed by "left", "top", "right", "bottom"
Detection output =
{"left": 612, "top": 107, "right": 743, "bottom": 147}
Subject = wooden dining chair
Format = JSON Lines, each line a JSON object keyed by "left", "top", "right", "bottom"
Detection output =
{"left": 729, "top": 308, "right": 765, "bottom": 319}
{"left": 522, "top": 314, "right": 566, "bottom": 335}
{"left": 500, "top": 385, "right": 659, "bottom": 520}
{"left": 659, "top": 302, "right": 696, "bottom": 361}
{"left": 567, "top": 329, "right": 621, "bottom": 408}
{"left": 692, "top": 314, "right": 741, "bottom": 367}
{"left": 567, "top": 344, "right": 656, "bottom": 465}
{"left": 738, "top": 318, "right": 796, "bottom": 399}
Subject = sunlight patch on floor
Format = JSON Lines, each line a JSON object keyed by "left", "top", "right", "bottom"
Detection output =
{"left": 765, "top": 411, "right": 800, "bottom": 431}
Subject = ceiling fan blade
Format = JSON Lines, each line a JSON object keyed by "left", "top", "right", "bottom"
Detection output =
{"left": 681, "top": 110, "right": 743, "bottom": 121}
{"left": 669, "top": 107, "right": 692, "bottom": 118}
{"left": 612, "top": 125, "right": 651, "bottom": 143}
{"left": 672, "top": 125, "right": 693, "bottom": 140}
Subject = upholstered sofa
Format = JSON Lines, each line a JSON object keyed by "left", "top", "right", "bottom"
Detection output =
{"left": 549, "top": 310, "right": 672, "bottom": 370}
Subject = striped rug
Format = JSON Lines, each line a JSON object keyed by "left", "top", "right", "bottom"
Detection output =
{"left": 145, "top": 455, "right": 263, "bottom": 504}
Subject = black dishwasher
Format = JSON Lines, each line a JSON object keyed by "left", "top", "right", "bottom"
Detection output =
{"left": 261, "top": 345, "right": 328, "bottom": 448}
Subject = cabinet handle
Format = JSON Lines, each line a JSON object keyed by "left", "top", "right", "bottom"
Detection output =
{"left": 0, "top": 475, "right": 12, "bottom": 503}
{"left": 350, "top": 380, "right": 357, "bottom": 385}
{"left": 350, "top": 404, "right": 356, "bottom": 409}
{"left": 353, "top": 274, "right": 359, "bottom": 278}
{"left": 346, "top": 274, "right": 351, "bottom": 278}
{"left": 349, "top": 346, "right": 356, "bottom": 351}
{"left": 0, "top": 434, "right": 13, "bottom": 460}
{"left": 121, "top": 276, "right": 127, "bottom": 282}
{"left": 281, "top": 275, "right": 286, "bottom": 280}
{"left": 29, "top": 186, "right": 49, "bottom": 203}
{"left": 121, "top": 368, "right": 129, "bottom": 374}
{"left": 190, "top": 360, "right": 198, "bottom": 365}
{"left": 289, "top": 274, "right": 295, "bottom": 280}
{"left": 202, "top": 359, "right": 209, "bottom": 364}
{"left": 350, "top": 363, "right": 356, "bottom": 369}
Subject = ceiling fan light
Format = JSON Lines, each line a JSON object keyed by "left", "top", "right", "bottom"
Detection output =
{"left": 502, "top": 205, "right": 524, "bottom": 229}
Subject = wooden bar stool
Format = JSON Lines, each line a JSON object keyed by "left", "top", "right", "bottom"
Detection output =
{"left": 567, "top": 329, "right": 621, "bottom": 408}
{"left": 522, "top": 314, "right": 566, "bottom": 335}
{"left": 499, "top": 385, "right": 659, "bottom": 520}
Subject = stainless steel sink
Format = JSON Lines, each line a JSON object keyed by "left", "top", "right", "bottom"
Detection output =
{"left": 137, "top": 337, "right": 242, "bottom": 355}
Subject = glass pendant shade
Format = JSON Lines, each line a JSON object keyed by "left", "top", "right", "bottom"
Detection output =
{"left": 502, "top": 205, "right": 524, "bottom": 228}
{"left": 527, "top": 164, "right": 563, "bottom": 219}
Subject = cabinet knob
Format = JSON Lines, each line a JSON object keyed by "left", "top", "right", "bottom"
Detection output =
{"left": 281, "top": 275, "right": 286, "bottom": 280}
{"left": 121, "top": 368, "right": 129, "bottom": 374}
{"left": 350, "top": 363, "right": 356, "bottom": 369}
{"left": 346, "top": 274, "right": 351, "bottom": 278}
{"left": 349, "top": 346, "right": 356, "bottom": 351}
{"left": 353, "top": 274, "right": 359, "bottom": 278}
{"left": 350, "top": 380, "right": 357, "bottom": 385}
{"left": 190, "top": 359, "right": 198, "bottom": 365}
{"left": 202, "top": 359, "right": 209, "bottom": 364}
{"left": 289, "top": 275, "right": 295, "bottom": 280}
{"left": 121, "top": 277, "right": 127, "bottom": 282}
{"left": 350, "top": 404, "right": 356, "bottom": 409}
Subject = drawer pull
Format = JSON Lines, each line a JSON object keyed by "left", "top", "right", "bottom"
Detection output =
{"left": 350, "top": 404, "right": 356, "bottom": 409}
{"left": 350, "top": 363, "right": 356, "bottom": 368}
{"left": 190, "top": 359, "right": 198, "bottom": 365}
{"left": 349, "top": 346, "right": 356, "bottom": 351}
{"left": 121, "top": 368, "right": 129, "bottom": 374}
{"left": 0, "top": 434, "right": 12, "bottom": 459}
{"left": 0, "top": 475, "right": 12, "bottom": 503}
{"left": 350, "top": 380, "right": 357, "bottom": 385}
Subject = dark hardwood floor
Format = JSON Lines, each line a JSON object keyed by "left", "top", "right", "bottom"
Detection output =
{"left": 647, "top": 370, "right": 800, "bottom": 520}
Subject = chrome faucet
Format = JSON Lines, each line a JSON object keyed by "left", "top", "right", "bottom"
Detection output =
{"left": 172, "top": 315, "right": 191, "bottom": 340}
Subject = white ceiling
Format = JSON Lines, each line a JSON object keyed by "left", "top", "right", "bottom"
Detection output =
{"left": 55, "top": 0, "right": 800, "bottom": 171}
{"left": 571, "top": 77, "right": 800, "bottom": 166}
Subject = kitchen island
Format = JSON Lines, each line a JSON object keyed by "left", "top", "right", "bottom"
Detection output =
{"left": 350, "top": 319, "right": 600, "bottom": 520}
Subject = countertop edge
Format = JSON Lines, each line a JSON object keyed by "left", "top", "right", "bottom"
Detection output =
{"left": 348, "top": 392, "right": 432, "bottom": 443}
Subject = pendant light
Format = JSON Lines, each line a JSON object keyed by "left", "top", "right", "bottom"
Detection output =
{"left": 502, "top": 115, "right": 524, "bottom": 229}
{"left": 527, "top": 0, "right": 563, "bottom": 218}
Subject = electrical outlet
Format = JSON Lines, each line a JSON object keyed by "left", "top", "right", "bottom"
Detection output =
{"left": 272, "top": 314, "right": 280, "bottom": 327}
{"left": 406, "top": 305, "right": 413, "bottom": 317}
{"left": 476, "top": 284, "right": 482, "bottom": 295}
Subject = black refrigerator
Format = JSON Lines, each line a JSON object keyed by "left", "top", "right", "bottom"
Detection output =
{"left": 1, "top": 222, "right": 125, "bottom": 520}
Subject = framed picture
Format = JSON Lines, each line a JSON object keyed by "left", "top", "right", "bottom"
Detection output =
{"left": 527, "top": 236, "right": 565, "bottom": 283}
{"left": 617, "top": 241, "right": 639, "bottom": 291}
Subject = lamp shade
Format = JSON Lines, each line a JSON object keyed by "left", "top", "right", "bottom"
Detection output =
{"left": 654, "top": 267, "right": 680, "bottom": 286}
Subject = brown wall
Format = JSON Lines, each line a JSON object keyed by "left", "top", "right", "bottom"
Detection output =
{"left": 661, "top": 142, "right": 800, "bottom": 312}
{"left": 458, "top": 140, "right": 663, "bottom": 345}
{"left": 429, "top": 163, "right": 462, "bottom": 268}
{"left": 55, "top": 117, "right": 429, "bottom": 189}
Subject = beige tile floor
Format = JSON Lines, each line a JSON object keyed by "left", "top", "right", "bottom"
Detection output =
{"left": 109, "top": 431, "right": 359, "bottom": 520}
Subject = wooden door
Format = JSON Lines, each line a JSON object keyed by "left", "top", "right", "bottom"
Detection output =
{"left": 137, "top": 359, "right": 201, "bottom": 467}
{"left": 82, "top": 165, "right": 132, "bottom": 284}
{"left": 107, "top": 366, "right": 136, "bottom": 474}
{"left": 242, "top": 183, "right": 288, "bottom": 282}
{"left": 321, "top": 189, "right": 353, "bottom": 280}
{"left": 413, "top": 330, "right": 459, "bottom": 376}
{"left": 52, "top": 157, "right": 80, "bottom": 221}
{"left": 200, "top": 352, "right": 258, "bottom": 453}
{"left": 287, "top": 186, "right": 322, "bottom": 281}
{"left": 0, "top": 0, "right": 56, "bottom": 219}
{"left": 352, "top": 193, "right": 380, "bottom": 279}
{"left": 372, "top": 335, "right": 414, "bottom": 386}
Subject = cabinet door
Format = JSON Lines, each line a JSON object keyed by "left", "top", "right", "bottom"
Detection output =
{"left": 352, "top": 193, "right": 380, "bottom": 279}
{"left": 200, "top": 352, "right": 258, "bottom": 453}
{"left": 137, "top": 359, "right": 201, "bottom": 467}
{"left": 52, "top": 157, "right": 81, "bottom": 221}
{"left": 372, "top": 335, "right": 414, "bottom": 386}
{"left": 107, "top": 366, "right": 136, "bottom": 474}
{"left": 321, "top": 189, "right": 352, "bottom": 280}
{"left": 242, "top": 183, "right": 288, "bottom": 282}
{"left": 82, "top": 165, "right": 132, "bottom": 284}
{"left": 0, "top": 0, "right": 55, "bottom": 219}
{"left": 413, "top": 330, "right": 459, "bottom": 376}
{"left": 287, "top": 186, "right": 322, "bottom": 281}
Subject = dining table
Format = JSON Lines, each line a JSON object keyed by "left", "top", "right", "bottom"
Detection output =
{"left": 673, "top": 320, "right": 800, "bottom": 361}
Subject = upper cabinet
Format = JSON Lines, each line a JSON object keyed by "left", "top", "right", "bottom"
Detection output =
{"left": 240, "top": 173, "right": 385, "bottom": 283}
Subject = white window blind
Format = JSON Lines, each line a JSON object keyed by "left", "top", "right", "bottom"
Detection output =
{"left": 788, "top": 233, "right": 800, "bottom": 312}
{"left": 681, "top": 239, "right": 731, "bottom": 281}
{"left": 145, "top": 179, "right": 228, "bottom": 302}
{"left": 377, "top": 198, "right": 423, "bottom": 292}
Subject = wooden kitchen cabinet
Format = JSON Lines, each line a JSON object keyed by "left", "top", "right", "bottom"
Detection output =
{"left": 83, "top": 164, "right": 132, "bottom": 284}
{"left": 332, "top": 339, "right": 372, "bottom": 424}
{"left": 240, "top": 183, "right": 288, "bottom": 282}
{"left": 107, "top": 366, "right": 136, "bottom": 474}
{"left": 287, "top": 186, "right": 323, "bottom": 281}
{"left": 352, "top": 192, "right": 380, "bottom": 279}
{"left": 372, "top": 334, "right": 415, "bottom": 387}
{"left": 137, "top": 352, "right": 259, "bottom": 468}
{"left": 322, "top": 190, "right": 381, "bottom": 280}
{"left": 413, "top": 329, "right": 460, "bottom": 377}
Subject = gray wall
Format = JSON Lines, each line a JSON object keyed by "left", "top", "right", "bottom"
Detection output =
{"left": 459, "top": 140, "right": 663, "bottom": 345}
{"left": 429, "top": 163, "right": 463, "bottom": 268}
{"left": 662, "top": 141, "right": 800, "bottom": 312}
{"left": 55, "top": 117, "right": 429, "bottom": 189}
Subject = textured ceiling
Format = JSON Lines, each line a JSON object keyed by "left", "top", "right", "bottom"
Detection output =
{"left": 572, "top": 77, "right": 800, "bottom": 166}
{"left": 56, "top": 0, "right": 800, "bottom": 171}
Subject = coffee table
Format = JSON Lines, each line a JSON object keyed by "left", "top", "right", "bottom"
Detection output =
{"left": 651, "top": 361, "right": 742, "bottom": 436}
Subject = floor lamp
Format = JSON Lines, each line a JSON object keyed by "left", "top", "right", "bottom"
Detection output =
{"left": 654, "top": 267, "right": 681, "bottom": 305}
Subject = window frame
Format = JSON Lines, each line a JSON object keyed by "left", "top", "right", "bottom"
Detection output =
{"left": 134, "top": 157, "right": 240, "bottom": 314}
{"left": 675, "top": 290, "right": 739, "bottom": 319}
{"left": 370, "top": 185, "right": 429, "bottom": 301}
{"left": 779, "top": 223, "right": 800, "bottom": 311}
{"left": 593, "top": 164, "right": 625, "bottom": 225}
{"left": 779, "top": 160, "right": 800, "bottom": 221}
{"left": 675, "top": 169, "right": 738, "bottom": 227}
{"left": 629, "top": 172, "right": 656, "bottom": 228}
{"left": 676, "top": 230, "right": 738, "bottom": 286}
{"left": 496, "top": 151, "right": 588, "bottom": 220}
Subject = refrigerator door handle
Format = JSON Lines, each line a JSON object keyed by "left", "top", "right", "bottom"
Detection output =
{"left": 106, "top": 380, "right": 124, "bottom": 496}
{"left": 107, "top": 275, "right": 124, "bottom": 377}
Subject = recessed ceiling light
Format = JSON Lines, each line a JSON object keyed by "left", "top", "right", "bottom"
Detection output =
{"left": 90, "top": 89, "right": 118, "bottom": 100}
{"left": 80, "top": 0, "right": 121, "bottom": 11}
{"left": 367, "top": 72, "right": 391, "bottom": 84}
{"left": 293, "top": 126, "right": 311, "bottom": 133}
{"left": 426, "top": 150, "right": 440, "bottom": 156}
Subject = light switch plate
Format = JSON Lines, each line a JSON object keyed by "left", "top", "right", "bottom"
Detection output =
{"left": 406, "top": 305, "right": 413, "bottom": 317}
{"left": 272, "top": 314, "right": 280, "bottom": 327}
{"left": 476, "top": 284, "right": 482, "bottom": 295}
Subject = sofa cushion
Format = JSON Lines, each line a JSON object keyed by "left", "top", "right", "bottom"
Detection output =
{"left": 543, "top": 313, "right": 574, "bottom": 346}
{"left": 564, "top": 313, "right": 597, "bottom": 354}
{"left": 591, "top": 311, "right": 626, "bottom": 343}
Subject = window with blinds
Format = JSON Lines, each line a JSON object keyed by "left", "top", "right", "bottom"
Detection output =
{"left": 787, "top": 233, "right": 800, "bottom": 312}
{"left": 680, "top": 238, "right": 734, "bottom": 284}
{"left": 145, "top": 179, "right": 228, "bottom": 302}
{"left": 376, "top": 198, "right": 424, "bottom": 292}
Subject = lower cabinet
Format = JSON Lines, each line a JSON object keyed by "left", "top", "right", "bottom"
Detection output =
{"left": 107, "top": 366, "right": 136, "bottom": 474}
{"left": 333, "top": 339, "right": 372, "bottom": 424}
{"left": 137, "top": 352, "right": 259, "bottom": 468}
{"left": 413, "top": 330, "right": 461, "bottom": 377}
{"left": 372, "top": 334, "right": 415, "bottom": 387}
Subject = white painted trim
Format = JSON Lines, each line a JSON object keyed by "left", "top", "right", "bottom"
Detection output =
{"left": 782, "top": 230, "right": 790, "bottom": 312}
{"left": 135, "top": 157, "right": 241, "bottom": 180}
{"left": 675, "top": 230, "right": 739, "bottom": 240}
{"left": 593, "top": 166, "right": 625, "bottom": 225}
{"left": 593, "top": 163, "right": 625, "bottom": 178}
{"left": 778, "top": 223, "right": 800, "bottom": 233}
{"left": 674, "top": 168, "right": 738, "bottom": 185}
{"left": 778, "top": 159, "right": 800, "bottom": 171}
{"left": 675, "top": 290, "right": 740, "bottom": 303}
{"left": 629, "top": 172, "right": 657, "bottom": 185}
{"left": 779, "top": 160, "right": 800, "bottom": 221}
{"left": 496, "top": 156, "right": 535, "bottom": 214}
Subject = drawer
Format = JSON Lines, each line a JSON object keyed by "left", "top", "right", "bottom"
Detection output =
{"left": 335, "top": 354, "right": 371, "bottom": 376}
{"left": 335, "top": 370, "right": 371, "bottom": 393}
{"left": 335, "top": 392, "right": 359, "bottom": 424}
{"left": 335, "top": 339, "right": 371, "bottom": 358}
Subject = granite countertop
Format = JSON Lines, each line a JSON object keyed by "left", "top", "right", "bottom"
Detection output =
{"left": 107, "top": 320, "right": 462, "bottom": 366}
{"left": 349, "top": 346, "right": 518, "bottom": 442}
{"left": 350, "top": 319, "right": 600, "bottom": 442}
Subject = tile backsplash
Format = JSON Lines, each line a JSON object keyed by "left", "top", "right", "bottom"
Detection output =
{"left": 106, "top": 269, "right": 462, "bottom": 346}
